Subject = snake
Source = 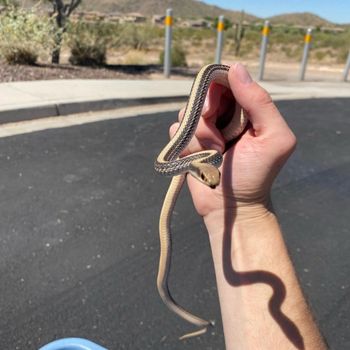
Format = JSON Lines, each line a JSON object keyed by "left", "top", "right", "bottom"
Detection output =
{"left": 154, "top": 64, "right": 248, "bottom": 339}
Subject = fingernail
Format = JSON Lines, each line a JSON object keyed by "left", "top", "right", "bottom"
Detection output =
{"left": 235, "top": 63, "right": 253, "bottom": 85}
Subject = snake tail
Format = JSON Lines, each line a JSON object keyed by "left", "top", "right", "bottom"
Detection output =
{"left": 157, "top": 175, "right": 211, "bottom": 332}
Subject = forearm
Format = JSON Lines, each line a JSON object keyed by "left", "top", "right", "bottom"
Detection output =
{"left": 205, "top": 206, "right": 327, "bottom": 350}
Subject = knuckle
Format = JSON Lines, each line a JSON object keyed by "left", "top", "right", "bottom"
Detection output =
{"left": 279, "top": 131, "right": 297, "bottom": 155}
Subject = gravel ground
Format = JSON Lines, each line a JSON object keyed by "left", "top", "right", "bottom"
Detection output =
{"left": 0, "top": 62, "right": 166, "bottom": 82}
{"left": 0, "top": 60, "right": 344, "bottom": 83}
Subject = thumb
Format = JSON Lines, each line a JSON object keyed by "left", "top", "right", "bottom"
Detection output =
{"left": 228, "top": 63, "right": 287, "bottom": 137}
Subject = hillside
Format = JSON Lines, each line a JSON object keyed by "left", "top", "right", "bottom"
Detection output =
{"left": 268, "top": 12, "right": 334, "bottom": 27}
{"left": 79, "top": 0, "right": 258, "bottom": 22}
{"left": 16, "top": 0, "right": 340, "bottom": 28}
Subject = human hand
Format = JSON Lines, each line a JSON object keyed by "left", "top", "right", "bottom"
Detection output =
{"left": 169, "top": 63, "right": 296, "bottom": 219}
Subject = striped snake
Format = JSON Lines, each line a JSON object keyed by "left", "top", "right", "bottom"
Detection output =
{"left": 154, "top": 64, "right": 248, "bottom": 339}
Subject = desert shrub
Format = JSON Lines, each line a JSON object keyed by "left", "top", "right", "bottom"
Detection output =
{"left": 239, "top": 41, "right": 258, "bottom": 58}
{"left": 338, "top": 47, "right": 350, "bottom": 63}
{"left": 117, "top": 24, "right": 162, "bottom": 50}
{"left": 269, "top": 26, "right": 303, "bottom": 45}
{"left": 281, "top": 45, "right": 302, "bottom": 59}
{"left": 173, "top": 27, "right": 213, "bottom": 42}
{"left": 312, "top": 48, "right": 341, "bottom": 62}
{"left": 313, "top": 30, "right": 350, "bottom": 51}
{"left": 0, "top": 6, "right": 56, "bottom": 64}
{"left": 3, "top": 49, "right": 38, "bottom": 64}
{"left": 69, "top": 43, "right": 106, "bottom": 66}
{"left": 243, "top": 29, "right": 261, "bottom": 45}
{"left": 159, "top": 44, "right": 187, "bottom": 67}
{"left": 67, "top": 21, "right": 111, "bottom": 66}
{"left": 314, "top": 50, "right": 327, "bottom": 61}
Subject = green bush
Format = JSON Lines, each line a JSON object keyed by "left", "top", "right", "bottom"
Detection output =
{"left": 173, "top": 27, "right": 213, "bottom": 42}
{"left": 117, "top": 23, "right": 162, "bottom": 50}
{"left": 69, "top": 43, "right": 106, "bottom": 66}
{"left": 67, "top": 21, "right": 110, "bottom": 66}
{"left": 281, "top": 45, "right": 302, "bottom": 59}
{"left": 3, "top": 48, "right": 38, "bottom": 65}
{"left": 159, "top": 45, "right": 187, "bottom": 67}
{"left": 313, "top": 30, "right": 350, "bottom": 50}
{"left": 243, "top": 29, "right": 261, "bottom": 45}
{"left": 0, "top": 6, "right": 56, "bottom": 65}
{"left": 314, "top": 50, "right": 327, "bottom": 61}
{"left": 338, "top": 47, "right": 350, "bottom": 63}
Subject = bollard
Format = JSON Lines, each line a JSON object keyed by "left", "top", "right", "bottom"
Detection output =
{"left": 258, "top": 20, "right": 270, "bottom": 81}
{"left": 215, "top": 15, "right": 225, "bottom": 64}
{"left": 343, "top": 50, "right": 350, "bottom": 82}
{"left": 299, "top": 28, "right": 313, "bottom": 81}
{"left": 163, "top": 8, "right": 173, "bottom": 78}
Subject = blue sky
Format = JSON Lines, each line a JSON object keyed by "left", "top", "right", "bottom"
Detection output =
{"left": 202, "top": 0, "right": 349, "bottom": 24}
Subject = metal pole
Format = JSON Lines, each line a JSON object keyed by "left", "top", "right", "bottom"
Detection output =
{"left": 163, "top": 8, "right": 173, "bottom": 78}
{"left": 215, "top": 15, "right": 225, "bottom": 64}
{"left": 299, "top": 28, "right": 313, "bottom": 81}
{"left": 258, "top": 20, "right": 270, "bottom": 81}
{"left": 343, "top": 49, "right": 350, "bottom": 82}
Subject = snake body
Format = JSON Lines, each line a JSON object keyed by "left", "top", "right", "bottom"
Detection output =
{"left": 154, "top": 64, "right": 247, "bottom": 339}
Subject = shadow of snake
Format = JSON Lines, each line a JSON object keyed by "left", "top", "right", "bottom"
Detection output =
{"left": 220, "top": 146, "right": 304, "bottom": 350}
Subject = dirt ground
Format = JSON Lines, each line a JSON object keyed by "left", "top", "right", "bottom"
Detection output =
{"left": 0, "top": 61, "right": 161, "bottom": 82}
{"left": 0, "top": 56, "right": 346, "bottom": 83}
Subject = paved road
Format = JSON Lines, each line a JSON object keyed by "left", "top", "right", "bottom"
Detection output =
{"left": 0, "top": 98, "right": 349, "bottom": 350}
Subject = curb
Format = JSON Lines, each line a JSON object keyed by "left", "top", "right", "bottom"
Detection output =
{"left": 0, "top": 95, "right": 188, "bottom": 124}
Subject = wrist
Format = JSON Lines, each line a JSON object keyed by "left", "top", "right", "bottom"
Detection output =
{"left": 203, "top": 200, "right": 327, "bottom": 350}
{"left": 203, "top": 198, "right": 273, "bottom": 236}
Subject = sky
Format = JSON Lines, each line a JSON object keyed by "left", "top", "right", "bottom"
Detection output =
{"left": 202, "top": 0, "right": 350, "bottom": 24}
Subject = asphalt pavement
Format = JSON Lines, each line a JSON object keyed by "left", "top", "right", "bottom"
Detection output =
{"left": 1, "top": 78, "right": 349, "bottom": 124}
{"left": 0, "top": 98, "right": 349, "bottom": 350}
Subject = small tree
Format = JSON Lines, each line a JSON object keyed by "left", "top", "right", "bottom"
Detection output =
{"left": 49, "top": 0, "right": 82, "bottom": 64}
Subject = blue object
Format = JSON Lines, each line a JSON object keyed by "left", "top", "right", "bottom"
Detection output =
{"left": 39, "top": 338, "right": 107, "bottom": 350}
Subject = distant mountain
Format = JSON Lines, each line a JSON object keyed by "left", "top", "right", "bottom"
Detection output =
{"left": 79, "top": 0, "right": 259, "bottom": 22}
{"left": 268, "top": 12, "right": 335, "bottom": 27}
{"left": 17, "top": 0, "right": 341, "bottom": 27}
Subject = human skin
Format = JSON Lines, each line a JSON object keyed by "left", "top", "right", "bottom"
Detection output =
{"left": 169, "top": 63, "right": 327, "bottom": 349}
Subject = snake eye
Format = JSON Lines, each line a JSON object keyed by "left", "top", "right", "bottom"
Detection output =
{"left": 200, "top": 173, "right": 205, "bottom": 181}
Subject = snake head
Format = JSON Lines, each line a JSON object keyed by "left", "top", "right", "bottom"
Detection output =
{"left": 189, "top": 163, "right": 220, "bottom": 189}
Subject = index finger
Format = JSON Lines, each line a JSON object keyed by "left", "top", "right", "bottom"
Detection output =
{"left": 228, "top": 63, "right": 288, "bottom": 137}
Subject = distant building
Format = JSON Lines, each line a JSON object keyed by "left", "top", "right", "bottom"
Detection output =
{"left": 320, "top": 26, "right": 345, "bottom": 33}
{"left": 120, "top": 13, "right": 147, "bottom": 23}
{"left": 181, "top": 19, "right": 211, "bottom": 28}
{"left": 71, "top": 11, "right": 105, "bottom": 22}
{"left": 152, "top": 15, "right": 166, "bottom": 25}
{"left": 105, "top": 12, "right": 122, "bottom": 23}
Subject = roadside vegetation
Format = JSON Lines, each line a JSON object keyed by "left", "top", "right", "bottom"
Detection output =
{"left": 0, "top": 5, "right": 57, "bottom": 65}
{"left": 0, "top": 5, "right": 348, "bottom": 69}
